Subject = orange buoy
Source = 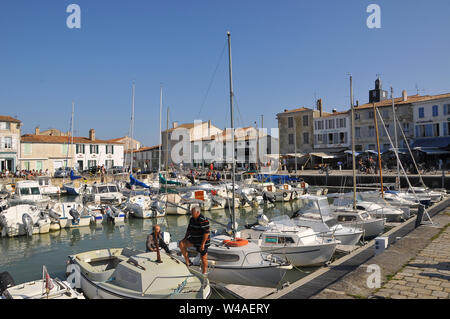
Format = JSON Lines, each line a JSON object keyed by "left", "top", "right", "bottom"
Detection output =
{"left": 223, "top": 238, "right": 249, "bottom": 247}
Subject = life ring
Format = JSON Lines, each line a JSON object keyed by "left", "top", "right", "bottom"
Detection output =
{"left": 223, "top": 238, "right": 249, "bottom": 247}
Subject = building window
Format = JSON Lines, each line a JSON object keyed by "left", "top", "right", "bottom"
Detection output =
{"left": 23, "top": 144, "right": 32, "bottom": 155}
{"left": 354, "top": 113, "right": 360, "bottom": 120}
{"left": 105, "top": 160, "right": 114, "bottom": 169}
{"left": 368, "top": 144, "right": 375, "bottom": 150}
{"left": 368, "top": 111, "right": 374, "bottom": 119}
{"left": 303, "top": 132, "right": 309, "bottom": 144}
{"left": 328, "top": 133, "right": 333, "bottom": 144}
{"left": 288, "top": 134, "right": 294, "bottom": 145}
{"left": 433, "top": 123, "right": 440, "bottom": 137}
{"left": 355, "top": 145, "right": 363, "bottom": 151}
{"left": 106, "top": 145, "right": 114, "bottom": 154}
{"left": 444, "top": 104, "right": 450, "bottom": 115}
{"left": 355, "top": 127, "right": 361, "bottom": 138}
{"left": 382, "top": 109, "right": 389, "bottom": 119}
{"left": 36, "top": 160, "right": 43, "bottom": 171}
{"left": 369, "top": 126, "right": 375, "bottom": 137}
{"left": 418, "top": 107, "right": 424, "bottom": 118}
{"left": 303, "top": 115, "right": 309, "bottom": 127}
{"left": 62, "top": 144, "right": 68, "bottom": 155}
{"left": 327, "top": 119, "right": 335, "bottom": 129}
{"left": 194, "top": 145, "right": 199, "bottom": 153}
{"left": 432, "top": 105, "right": 439, "bottom": 117}
{"left": 0, "top": 122, "right": 11, "bottom": 130}
{"left": 90, "top": 145, "right": 99, "bottom": 154}
{"left": 88, "top": 160, "right": 97, "bottom": 168}
{"left": 339, "top": 132, "right": 345, "bottom": 144}
{"left": 288, "top": 117, "right": 293, "bottom": 128}
{"left": 318, "top": 121, "right": 324, "bottom": 130}
{"left": 4, "top": 137, "right": 12, "bottom": 149}
{"left": 76, "top": 144, "right": 85, "bottom": 154}
{"left": 403, "top": 123, "right": 410, "bottom": 134}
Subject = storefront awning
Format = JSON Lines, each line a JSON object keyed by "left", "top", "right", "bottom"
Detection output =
{"left": 415, "top": 148, "right": 450, "bottom": 155}
{"left": 309, "top": 152, "right": 336, "bottom": 159}
{"left": 412, "top": 137, "right": 450, "bottom": 149}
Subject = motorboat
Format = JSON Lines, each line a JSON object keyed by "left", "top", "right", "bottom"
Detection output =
{"left": 329, "top": 206, "right": 385, "bottom": 239}
{"left": 49, "top": 202, "right": 91, "bottom": 228}
{"left": 125, "top": 195, "right": 166, "bottom": 218}
{"left": 0, "top": 204, "right": 51, "bottom": 237}
{"left": 83, "top": 183, "right": 125, "bottom": 205}
{"left": 67, "top": 248, "right": 210, "bottom": 299}
{"left": 332, "top": 198, "right": 406, "bottom": 222}
{"left": 289, "top": 195, "right": 364, "bottom": 246}
{"left": 240, "top": 215, "right": 339, "bottom": 267}
{"left": 0, "top": 269, "right": 85, "bottom": 299}
{"left": 63, "top": 182, "right": 85, "bottom": 196}
{"left": 170, "top": 234, "right": 293, "bottom": 288}
{"left": 85, "top": 203, "right": 126, "bottom": 224}
{"left": 159, "top": 193, "right": 192, "bottom": 215}
{"left": 10, "top": 180, "right": 52, "bottom": 206}
{"left": 36, "top": 176, "right": 61, "bottom": 196}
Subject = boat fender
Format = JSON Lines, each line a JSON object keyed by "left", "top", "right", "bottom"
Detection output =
{"left": 0, "top": 271, "right": 15, "bottom": 295}
{"left": 223, "top": 238, "right": 249, "bottom": 247}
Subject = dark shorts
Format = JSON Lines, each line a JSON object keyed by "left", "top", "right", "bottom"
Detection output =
{"left": 195, "top": 245, "right": 209, "bottom": 256}
{"left": 185, "top": 238, "right": 209, "bottom": 256}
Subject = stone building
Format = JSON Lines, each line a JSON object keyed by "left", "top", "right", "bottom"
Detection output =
{"left": 0, "top": 115, "right": 22, "bottom": 173}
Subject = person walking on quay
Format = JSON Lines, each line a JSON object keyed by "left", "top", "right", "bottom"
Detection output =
{"left": 146, "top": 224, "right": 170, "bottom": 263}
{"left": 179, "top": 206, "right": 210, "bottom": 274}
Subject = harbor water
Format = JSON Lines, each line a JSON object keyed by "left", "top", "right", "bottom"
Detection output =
{"left": 0, "top": 196, "right": 324, "bottom": 298}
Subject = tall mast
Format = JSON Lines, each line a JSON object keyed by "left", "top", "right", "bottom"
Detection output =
{"left": 391, "top": 87, "right": 400, "bottom": 190}
{"left": 165, "top": 106, "right": 169, "bottom": 187}
{"left": 373, "top": 102, "right": 384, "bottom": 198}
{"left": 350, "top": 75, "right": 357, "bottom": 210}
{"left": 227, "top": 31, "right": 236, "bottom": 239}
{"left": 159, "top": 85, "right": 163, "bottom": 175}
{"left": 130, "top": 82, "right": 135, "bottom": 175}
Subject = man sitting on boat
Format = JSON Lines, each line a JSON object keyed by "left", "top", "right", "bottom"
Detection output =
{"left": 179, "top": 206, "right": 210, "bottom": 274}
{"left": 146, "top": 225, "right": 170, "bottom": 255}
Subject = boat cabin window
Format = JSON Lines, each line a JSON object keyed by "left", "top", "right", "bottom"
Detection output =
{"left": 278, "top": 236, "right": 295, "bottom": 244}
{"left": 20, "top": 188, "right": 30, "bottom": 195}
{"left": 97, "top": 186, "right": 109, "bottom": 193}
{"left": 337, "top": 215, "right": 357, "bottom": 222}
{"left": 207, "top": 252, "right": 240, "bottom": 262}
{"left": 108, "top": 186, "right": 118, "bottom": 192}
{"left": 360, "top": 213, "right": 370, "bottom": 219}
{"left": 30, "top": 187, "right": 40, "bottom": 195}
{"left": 356, "top": 206, "right": 366, "bottom": 211}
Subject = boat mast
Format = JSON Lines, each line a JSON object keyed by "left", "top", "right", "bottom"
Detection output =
{"left": 130, "top": 82, "right": 135, "bottom": 175}
{"left": 71, "top": 101, "right": 74, "bottom": 170}
{"left": 373, "top": 101, "right": 384, "bottom": 199}
{"left": 391, "top": 87, "right": 400, "bottom": 190}
{"left": 350, "top": 75, "right": 357, "bottom": 210}
{"left": 158, "top": 85, "right": 163, "bottom": 176}
{"left": 227, "top": 31, "right": 236, "bottom": 239}
{"left": 165, "top": 106, "right": 169, "bottom": 191}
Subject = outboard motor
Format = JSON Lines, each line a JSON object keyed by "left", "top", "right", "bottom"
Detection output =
{"left": 0, "top": 214, "right": 7, "bottom": 229}
{"left": 69, "top": 208, "right": 80, "bottom": 223}
{"left": 22, "top": 213, "right": 34, "bottom": 236}
{"left": 262, "top": 192, "right": 275, "bottom": 204}
{"left": 0, "top": 271, "right": 15, "bottom": 295}
{"left": 48, "top": 209, "right": 61, "bottom": 221}
{"left": 151, "top": 201, "right": 165, "bottom": 216}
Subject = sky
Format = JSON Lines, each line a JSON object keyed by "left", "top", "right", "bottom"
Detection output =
{"left": 1, "top": 0, "right": 449, "bottom": 147}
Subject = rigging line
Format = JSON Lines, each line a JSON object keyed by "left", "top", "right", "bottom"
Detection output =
{"left": 198, "top": 40, "right": 228, "bottom": 117}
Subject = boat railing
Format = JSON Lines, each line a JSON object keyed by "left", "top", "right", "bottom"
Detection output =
{"left": 141, "top": 274, "right": 198, "bottom": 297}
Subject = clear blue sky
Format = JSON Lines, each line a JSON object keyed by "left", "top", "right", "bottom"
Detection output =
{"left": 1, "top": 0, "right": 449, "bottom": 146}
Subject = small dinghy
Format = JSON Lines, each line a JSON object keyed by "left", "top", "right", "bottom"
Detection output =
{"left": 67, "top": 248, "right": 210, "bottom": 299}
{"left": 1, "top": 267, "right": 85, "bottom": 299}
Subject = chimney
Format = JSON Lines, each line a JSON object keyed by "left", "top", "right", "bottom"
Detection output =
{"left": 317, "top": 99, "right": 323, "bottom": 117}
{"left": 402, "top": 90, "right": 408, "bottom": 101}
{"left": 172, "top": 121, "right": 179, "bottom": 129}
{"left": 89, "top": 128, "right": 95, "bottom": 141}
{"left": 35, "top": 127, "right": 40, "bottom": 135}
